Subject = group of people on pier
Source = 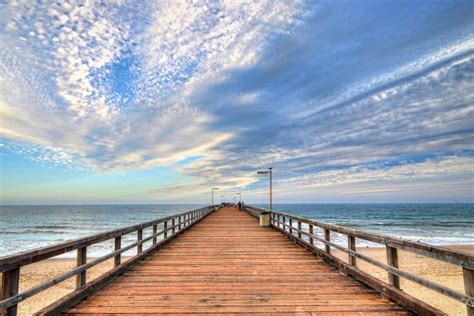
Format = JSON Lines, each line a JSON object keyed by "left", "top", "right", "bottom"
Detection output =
{"left": 221, "top": 201, "right": 245, "bottom": 211}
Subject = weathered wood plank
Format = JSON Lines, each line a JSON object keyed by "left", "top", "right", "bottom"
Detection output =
{"left": 76, "top": 247, "right": 87, "bottom": 288}
{"left": 0, "top": 267, "right": 19, "bottom": 316}
{"left": 387, "top": 246, "right": 400, "bottom": 289}
{"left": 348, "top": 235, "right": 356, "bottom": 267}
{"left": 137, "top": 229, "right": 143, "bottom": 254}
{"left": 463, "top": 266, "right": 474, "bottom": 316}
{"left": 325, "top": 228, "right": 331, "bottom": 254}
{"left": 113, "top": 236, "right": 121, "bottom": 267}
{"left": 66, "top": 305, "right": 409, "bottom": 313}
{"left": 152, "top": 224, "right": 157, "bottom": 245}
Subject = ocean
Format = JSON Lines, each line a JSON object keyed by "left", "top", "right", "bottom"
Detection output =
{"left": 0, "top": 203, "right": 473, "bottom": 257}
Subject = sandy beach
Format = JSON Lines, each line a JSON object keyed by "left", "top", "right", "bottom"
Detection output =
{"left": 4, "top": 245, "right": 472, "bottom": 315}
{"left": 333, "top": 244, "right": 473, "bottom": 316}
{"left": 7, "top": 258, "right": 116, "bottom": 316}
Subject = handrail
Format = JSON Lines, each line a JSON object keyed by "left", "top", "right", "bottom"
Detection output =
{"left": 244, "top": 205, "right": 264, "bottom": 218}
{"left": 244, "top": 205, "right": 474, "bottom": 314}
{"left": 0, "top": 205, "right": 217, "bottom": 316}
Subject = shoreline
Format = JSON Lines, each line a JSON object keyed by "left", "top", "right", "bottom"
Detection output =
{"left": 6, "top": 245, "right": 473, "bottom": 316}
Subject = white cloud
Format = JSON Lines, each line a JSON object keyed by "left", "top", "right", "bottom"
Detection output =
{"left": 0, "top": 0, "right": 303, "bottom": 175}
{"left": 0, "top": 1, "right": 473, "bottom": 202}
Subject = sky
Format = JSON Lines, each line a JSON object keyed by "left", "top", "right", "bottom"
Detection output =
{"left": 0, "top": 0, "right": 473, "bottom": 204}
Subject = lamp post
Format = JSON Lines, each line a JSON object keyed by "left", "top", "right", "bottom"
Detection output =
{"left": 236, "top": 192, "right": 241, "bottom": 203}
{"left": 257, "top": 167, "right": 272, "bottom": 210}
{"left": 211, "top": 187, "right": 219, "bottom": 205}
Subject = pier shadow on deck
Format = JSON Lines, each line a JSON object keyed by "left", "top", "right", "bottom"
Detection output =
{"left": 64, "top": 207, "right": 412, "bottom": 315}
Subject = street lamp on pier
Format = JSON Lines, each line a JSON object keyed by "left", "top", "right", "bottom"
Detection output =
{"left": 257, "top": 167, "right": 272, "bottom": 210}
{"left": 211, "top": 187, "right": 219, "bottom": 205}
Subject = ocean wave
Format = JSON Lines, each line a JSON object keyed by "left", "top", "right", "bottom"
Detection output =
{"left": 23, "top": 229, "right": 68, "bottom": 234}
{"left": 27, "top": 225, "right": 72, "bottom": 229}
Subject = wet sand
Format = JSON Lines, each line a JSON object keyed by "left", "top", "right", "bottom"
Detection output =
{"left": 4, "top": 245, "right": 473, "bottom": 315}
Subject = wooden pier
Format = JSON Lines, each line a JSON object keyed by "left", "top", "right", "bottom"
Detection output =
{"left": 1, "top": 205, "right": 473, "bottom": 315}
{"left": 64, "top": 207, "right": 410, "bottom": 315}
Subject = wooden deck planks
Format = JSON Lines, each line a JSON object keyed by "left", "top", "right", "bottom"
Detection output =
{"left": 64, "top": 207, "right": 413, "bottom": 315}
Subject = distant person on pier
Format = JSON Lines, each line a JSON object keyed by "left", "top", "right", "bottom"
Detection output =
{"left": 237, "top": 201, "right": 242, "bottom": 211}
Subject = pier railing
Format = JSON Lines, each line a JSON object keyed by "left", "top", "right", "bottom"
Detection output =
{"left": 245, "top": 205, "right": 474, "bottom": 316}
{"left": 0, "top": 205, "right": 216, "bottom": 316}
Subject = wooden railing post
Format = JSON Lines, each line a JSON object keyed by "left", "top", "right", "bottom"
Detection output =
{"left": 348, "top": 235, "right": 356, "bottom": 267}
{"left": 386, "top": 246, "right": 400, "bottom": 289}
{"left": 297, "top": 221, "right": 302, "bottom": 239}
{"left": 283, "top": 216, "right": 286, "bottom": 231}
{"left": 152, "top": 224, "right": 157, "bottom": 245}
{"left": 137, "top": 229, "right": 143, "bottom": 254}
{"left": 324, "top": 229, "right": 331, "bottom": 254}
{"left": 289, "top": 218, "right": 293, "bottom": 235}
{"left": 172, "top": 218, "right": 176, "bottom": 234}
{"left": 164, "top": 221, "right": 168, "bottom": 238}
{"left": 114, "top": 236, "right": 121, "bottom": 267}
{"left": 76, "top": 247, "right": 87, "bottom": 288}
{"left": 463, "top": 266, "right": 473, "bottom": 316}
{"left": 309, "top": 224, "right": 314, "bottom": 246}
{"left": 1, "top": 267, "right": 20, "bottom": 316}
